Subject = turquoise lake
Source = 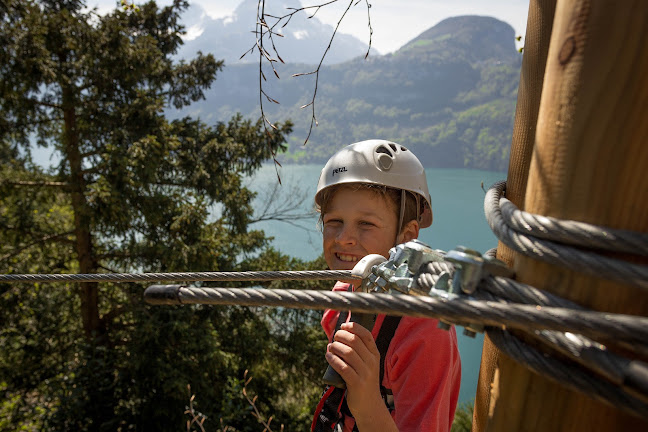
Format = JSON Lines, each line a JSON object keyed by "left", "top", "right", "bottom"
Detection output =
{"left": 244, "top": 164, "right": 506, "bottom": 405}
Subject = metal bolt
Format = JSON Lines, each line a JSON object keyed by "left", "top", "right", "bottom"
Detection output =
{"left": 437, "top": 320, "right": 451, "bottom": 331}
{"left": 463, "top": 328, "right": 477, "bottom": 338}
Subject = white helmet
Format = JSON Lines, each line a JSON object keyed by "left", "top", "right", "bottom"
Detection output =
{"left": 315, "top": 139, "right": 433, "bottom": 228}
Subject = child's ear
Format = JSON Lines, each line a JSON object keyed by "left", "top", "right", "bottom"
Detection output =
{"left": 398, "top": 220, "right": 420, "bottom": 244}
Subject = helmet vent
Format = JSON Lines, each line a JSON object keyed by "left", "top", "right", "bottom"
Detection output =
{"left": 400, "top": 146, "right": 408, "bottom": 152}
{"left": 388, "top": 143, "right": 398, "bottom": 152}
{"left": 375, "top": 145, "right": 393, "bottom": 157}
{"left": 377, "top": 153, "right": 393, "bottom": 170}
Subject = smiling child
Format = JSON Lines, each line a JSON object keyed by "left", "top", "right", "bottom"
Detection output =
{"left": 311, "top": 140, "right": 461, "bottom": 432}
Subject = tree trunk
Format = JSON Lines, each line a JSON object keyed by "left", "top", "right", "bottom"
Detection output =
{"left": 63, "top": 86, "right": 101, "bottom": 340}
{"left": 478, "top": 1, "right": 648, "bottom": 430}
{"left": 472, "top": 0, "right": 556, "bottom": 429}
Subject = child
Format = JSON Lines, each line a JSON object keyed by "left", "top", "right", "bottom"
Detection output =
{"left": 311, "top": 140, "right": 461, "bottom": 432}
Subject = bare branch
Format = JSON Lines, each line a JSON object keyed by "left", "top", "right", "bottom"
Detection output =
{"left": 96, "top": 255, "right": 130, "bottom": 264}
{"left": 0, "top": 230, "right": 75, "bottom": 263}
{"left": 26, "top": 98, "right": 63, "bottom": 110}
{"left": 80, "top": 149, "right": 102, "bottom": 159}
{"left": 3, "top": 180, "right": 72, "bottom": 189}
{"left": 242, "top": 370, "right": 284, "bottom": 431}
{"left": 11, "top": 117, "right": 64, "bottom": 128}
{"left": 248, "top": 178, "right": 316, "bottom": 231}
{"left": 294, "top": 0, "right": 358, "bottom": 145}
{"left": 363, "top": 0, "right": 374, "bottom": 59}
{"left": 261, "top": 89, "right": 280, "bottom": 104}
{"left": 257, "top": 0, "right": 279, "bottom": 166}
{"left": 251, "top": 0, "right": 373, "bottom": 147}
{"left": 184, "top": 385, "right": 209, "bottom": 432}
{"left": 81, "top": 166, "right": 102, "bottom": 176}
{"left": 100, "top": 305, "right": 129, "bottom": 328}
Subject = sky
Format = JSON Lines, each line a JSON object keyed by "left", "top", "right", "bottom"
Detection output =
{"left": 92, "top": 0, "right": 531, "bottom": 54}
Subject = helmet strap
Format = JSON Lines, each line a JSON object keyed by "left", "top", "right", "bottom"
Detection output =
{"left": 397, "top": 189, "right": 406, "bottom": 245}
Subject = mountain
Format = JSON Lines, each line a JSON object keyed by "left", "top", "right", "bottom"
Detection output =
{"left": 177, "top": 0, "right": 371, "bottom": 65}
{"left": 397, "top": 15, "right": 519, "bottom": 64}
{"left": 172, "top": 15, "right": 522, "bottom": 171}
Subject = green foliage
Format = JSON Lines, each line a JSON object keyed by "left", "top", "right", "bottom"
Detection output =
{"left": 0, "top": 1, "right": 325, "bottom": 430}
{"left": 451, "top": 400, "right": 474, "bottom": 432}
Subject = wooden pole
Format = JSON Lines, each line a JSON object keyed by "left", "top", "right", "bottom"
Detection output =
{"left": 472, "top": 0, "right": 556, "bottom": 430}
{"left": 479, "top": 0, "right": 648, "bottom": 430}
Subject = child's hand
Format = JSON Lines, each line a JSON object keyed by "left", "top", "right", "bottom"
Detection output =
{"left": 326, "top": 322, "right": 385, "bottom": 418}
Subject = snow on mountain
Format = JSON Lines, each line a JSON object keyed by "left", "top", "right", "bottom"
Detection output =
{"left": 176, "top": 0, "right": 372, "bottom": 65}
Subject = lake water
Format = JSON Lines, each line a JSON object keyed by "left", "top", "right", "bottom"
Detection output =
{"left": 245, "top": 164, "right": 506, "bottom": 405}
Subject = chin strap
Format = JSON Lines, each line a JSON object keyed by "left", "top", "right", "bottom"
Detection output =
{"left": 397, "top": 190, "right": 421, "bottom": 246}
{"left": 396, "top": 189, "right": 406, "bottom": 245}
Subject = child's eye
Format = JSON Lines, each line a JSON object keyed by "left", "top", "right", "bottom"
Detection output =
{"left": 359, "top": 221, "right": 376, "bottom": 227}
{"left": 324, "top": 218, "right": 342, "bottom": 226}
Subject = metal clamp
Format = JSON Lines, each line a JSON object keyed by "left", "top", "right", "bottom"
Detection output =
{"left": 353, "top": 242, "right": 514, "bottom": 339}
{"left": 445, "top": 246, "right": 513, "bottom": 295}
{"left": 351, "top": 254, "right": 387, "bottom": 293}
{"left": 367, "top": 239, "right": 445, "bottom": 296}
{"left": 438, "top": 246, "right": 514, "bottom": 336}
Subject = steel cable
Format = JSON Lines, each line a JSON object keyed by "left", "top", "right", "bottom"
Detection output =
{"left": 478, "top": 276, "right": 648, "bottom": 358}
{"left": 485, "top": 181, "right": 648, "bottom": 291}
{"left": 488, "top": 328, "right": 648, "bottom": 419}
{"left": 143, "top": 285, "right": 648, "bottom": 346}
{"left": 499, "top": 196, "right": 648, "bottom": 256}
{"left": 0, "top": 269, "right": 359, "bottom": 284}
{"left": 531, "top": 330, "right": 648, "bottom": 404}
{"left": 474, "top": 285, "right": 648, "bottom": 405}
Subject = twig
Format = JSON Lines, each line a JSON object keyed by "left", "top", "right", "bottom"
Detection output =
{"left": 363, "top": 0, "right": 373, "bottom": 59}
{"left": 2, "top": 180, "right": 72, "bottom": 188}
{"left": 249, "top": 179, "right": 316, "bottom": 228}
{"left": 242, "top": 370, "right": 284, "bottom": 432}
{"left": 185, "top": 384, "right": 218, "bottom": 432}
{"left": 0, "top": 231, "right": 75, "bottom": 263}
{"left": 248, "top": 0, "right": 373, "bottom": 151}
{"left": 292, "top": 0, "right": 359, "bottom": 145}
{"left": 255, "top": 1, "right": 284, "bottom": 184}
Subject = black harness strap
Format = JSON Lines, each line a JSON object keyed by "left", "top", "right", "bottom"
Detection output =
{"left": 377, "top": 315, "right": 402, "bottom": 400}
{"left": 312, "top": 385, "right": 345, "bottom": 431}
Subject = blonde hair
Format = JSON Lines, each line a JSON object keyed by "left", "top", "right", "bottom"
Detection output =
{"left": 316, "top": 183, "right": 424, "bottom": 233}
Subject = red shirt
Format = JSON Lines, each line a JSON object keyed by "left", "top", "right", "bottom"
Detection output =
{"left": 321, "top": 282, "right": 461, "bottom": 431}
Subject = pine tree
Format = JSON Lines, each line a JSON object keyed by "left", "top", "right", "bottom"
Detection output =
{"left": 0, "top": 1, "right": 328, "bottom": 430}
{"left": 1, "top": 0, "right": 288, "bottom": 338}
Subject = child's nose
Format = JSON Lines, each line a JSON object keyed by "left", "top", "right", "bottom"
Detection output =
{"left": 335, "top": 224, "right": 357, "bottom": 245}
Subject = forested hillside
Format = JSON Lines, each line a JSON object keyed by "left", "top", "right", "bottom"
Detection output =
{"left": 175, "top": 15, "right": 522, "bottom": 172}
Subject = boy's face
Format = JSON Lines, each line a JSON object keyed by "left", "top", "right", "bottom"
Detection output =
{"left": 322, "top": 186, "right": 398, "bottom": 270}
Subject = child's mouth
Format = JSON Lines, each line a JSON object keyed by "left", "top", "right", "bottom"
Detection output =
{"left": 336, "top": 253, "right": 358, "bottom": 263}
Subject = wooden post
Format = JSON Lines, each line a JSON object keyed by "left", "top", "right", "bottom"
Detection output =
{"left": 472, "top": 0, "right": 556, "bottom": 430}
{"left": 479, "top": 0, "right": 648, "bottom": 430}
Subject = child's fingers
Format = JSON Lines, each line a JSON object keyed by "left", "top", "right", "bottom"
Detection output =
{"left": 330, "top": 329, "right": 380, "bottom": 382}
{"left": 328, "top": 338, "right": 364, "bottom": 371}
{"left": 325, "top": 346, "right": 362, "bottom": 386}
{"left": 332, "top": 331, "right": 375, "bottom": 365}
{"left": 339, "top": 322, "right": 379, "bottom": 356}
